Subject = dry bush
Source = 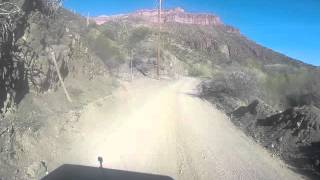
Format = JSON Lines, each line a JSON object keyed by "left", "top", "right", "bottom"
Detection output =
{"left": 0, "top": 2, "right": 22, "bottom": 42}
{"left": 0, "top": 2, "right": 24, "bottom": 113}
{"left": 204, "top": 68, "right": 259, "bottom": 101}
{"left": 36, "top": 0, "right": 62, "bottom": 16}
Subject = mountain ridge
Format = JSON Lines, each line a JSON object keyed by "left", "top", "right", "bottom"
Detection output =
{"left": 91, "top": 8, "right": 320, "bottom": 68}
{"left": 92, "top": 7, "right": 240, "bottom": 34}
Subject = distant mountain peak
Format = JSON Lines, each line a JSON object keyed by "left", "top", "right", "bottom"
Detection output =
{"left": 92, "top": 8, "right": 222, "bottom": 26}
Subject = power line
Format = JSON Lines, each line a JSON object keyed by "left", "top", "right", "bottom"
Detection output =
{"left": 157, "top": 0, "right": 162, "bottom": 79}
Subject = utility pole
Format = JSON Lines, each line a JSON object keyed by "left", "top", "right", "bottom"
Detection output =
{"left": 50, "top": 51, "right": 72, "bottom": 103}
{"left": 122, "top": 22, "right": 133, "bottom": 81}
{"left": 157, "top": 0, "right": 162, "bottom": 79}
{"left": 130, "top": 49, "right": 133, "bottom": 81}
{"left": 87, "top": 12, "right": 90, "bottom": 27}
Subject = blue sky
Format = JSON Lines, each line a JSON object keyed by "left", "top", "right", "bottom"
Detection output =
{"left": 64, "top": 0, "right": 320, "bottom": 66}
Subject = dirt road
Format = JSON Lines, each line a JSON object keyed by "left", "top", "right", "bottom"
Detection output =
{"left": 47, "top": 78, "right": 302, "bottom": 180}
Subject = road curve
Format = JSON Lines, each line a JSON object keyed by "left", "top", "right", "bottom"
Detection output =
{"left": 52, "top": 78, "right": 302, "bottom": 180}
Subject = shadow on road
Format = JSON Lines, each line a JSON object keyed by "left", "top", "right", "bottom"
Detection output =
{"left": 42, "top": 164, "right": 174, "bottom": 180}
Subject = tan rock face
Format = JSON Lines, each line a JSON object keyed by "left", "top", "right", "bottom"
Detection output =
{"left": 219, "top": 44, "right": 230, "bottom": 58}
{"left": 92, "top": 7, "right": 224, "bottom": 27}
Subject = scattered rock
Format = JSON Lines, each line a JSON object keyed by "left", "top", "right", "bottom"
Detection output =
{"left": 26, "top": 161, "right": 47, "bottom": 179}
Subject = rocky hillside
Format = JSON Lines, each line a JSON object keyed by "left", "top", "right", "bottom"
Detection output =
{"left": 93, "top": 7, "right": 239, "bottom": 33}
{"left": 0, "top": 0, "right": 127, "bottom": 116}
{"left": 95, "top": 7, "right": 221, "bottom": 26}
{"left": 0, "top": 1, "right": 122, "bottom": 179}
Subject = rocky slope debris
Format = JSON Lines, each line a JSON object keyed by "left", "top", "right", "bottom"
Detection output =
{"left": 0, "top": 0, "right": 109, "bottom": 115}
{"left": 201, "top": 77, "right": 320, "bottom": 178}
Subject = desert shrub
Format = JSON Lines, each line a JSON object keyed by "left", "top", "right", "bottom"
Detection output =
{"left": 0, "top": 2, "right": 22, "bottom": 42}
{"left": 262, "top": 67, "right": 320, "bottom": 108}
{"left": 0, "top": 2, "right": 26, "bottom": 113}
{"left": 265, "top": 70, "right": 310, "bottom": 95}
{"left": 210, "top": 68, "right": 259, "bottom": 101}
{"left": 246, "top": 58, "right": 263, "bottom": 70}
{"left": 264, "top": 73, "right": 288, "bottom": 96}
{"left": 102, "top": 28, "right": 118, "bottom": 41}
{"left": 36, "top": 0, "right": 62, "bottom": 16}
{"left": 93, "top": 34, "right": 125, "bottom": 70}
{"left": 98, "top": 22, "right": 125, "bottom": 41}
{"left": 188, "top": 64, "right": 212, "bottom": 77}
{"left": 128, "top": 26, "right": 152, "bottom": 48}
{"left": 87, "top": 22, "right": 98, "bottom": 29}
